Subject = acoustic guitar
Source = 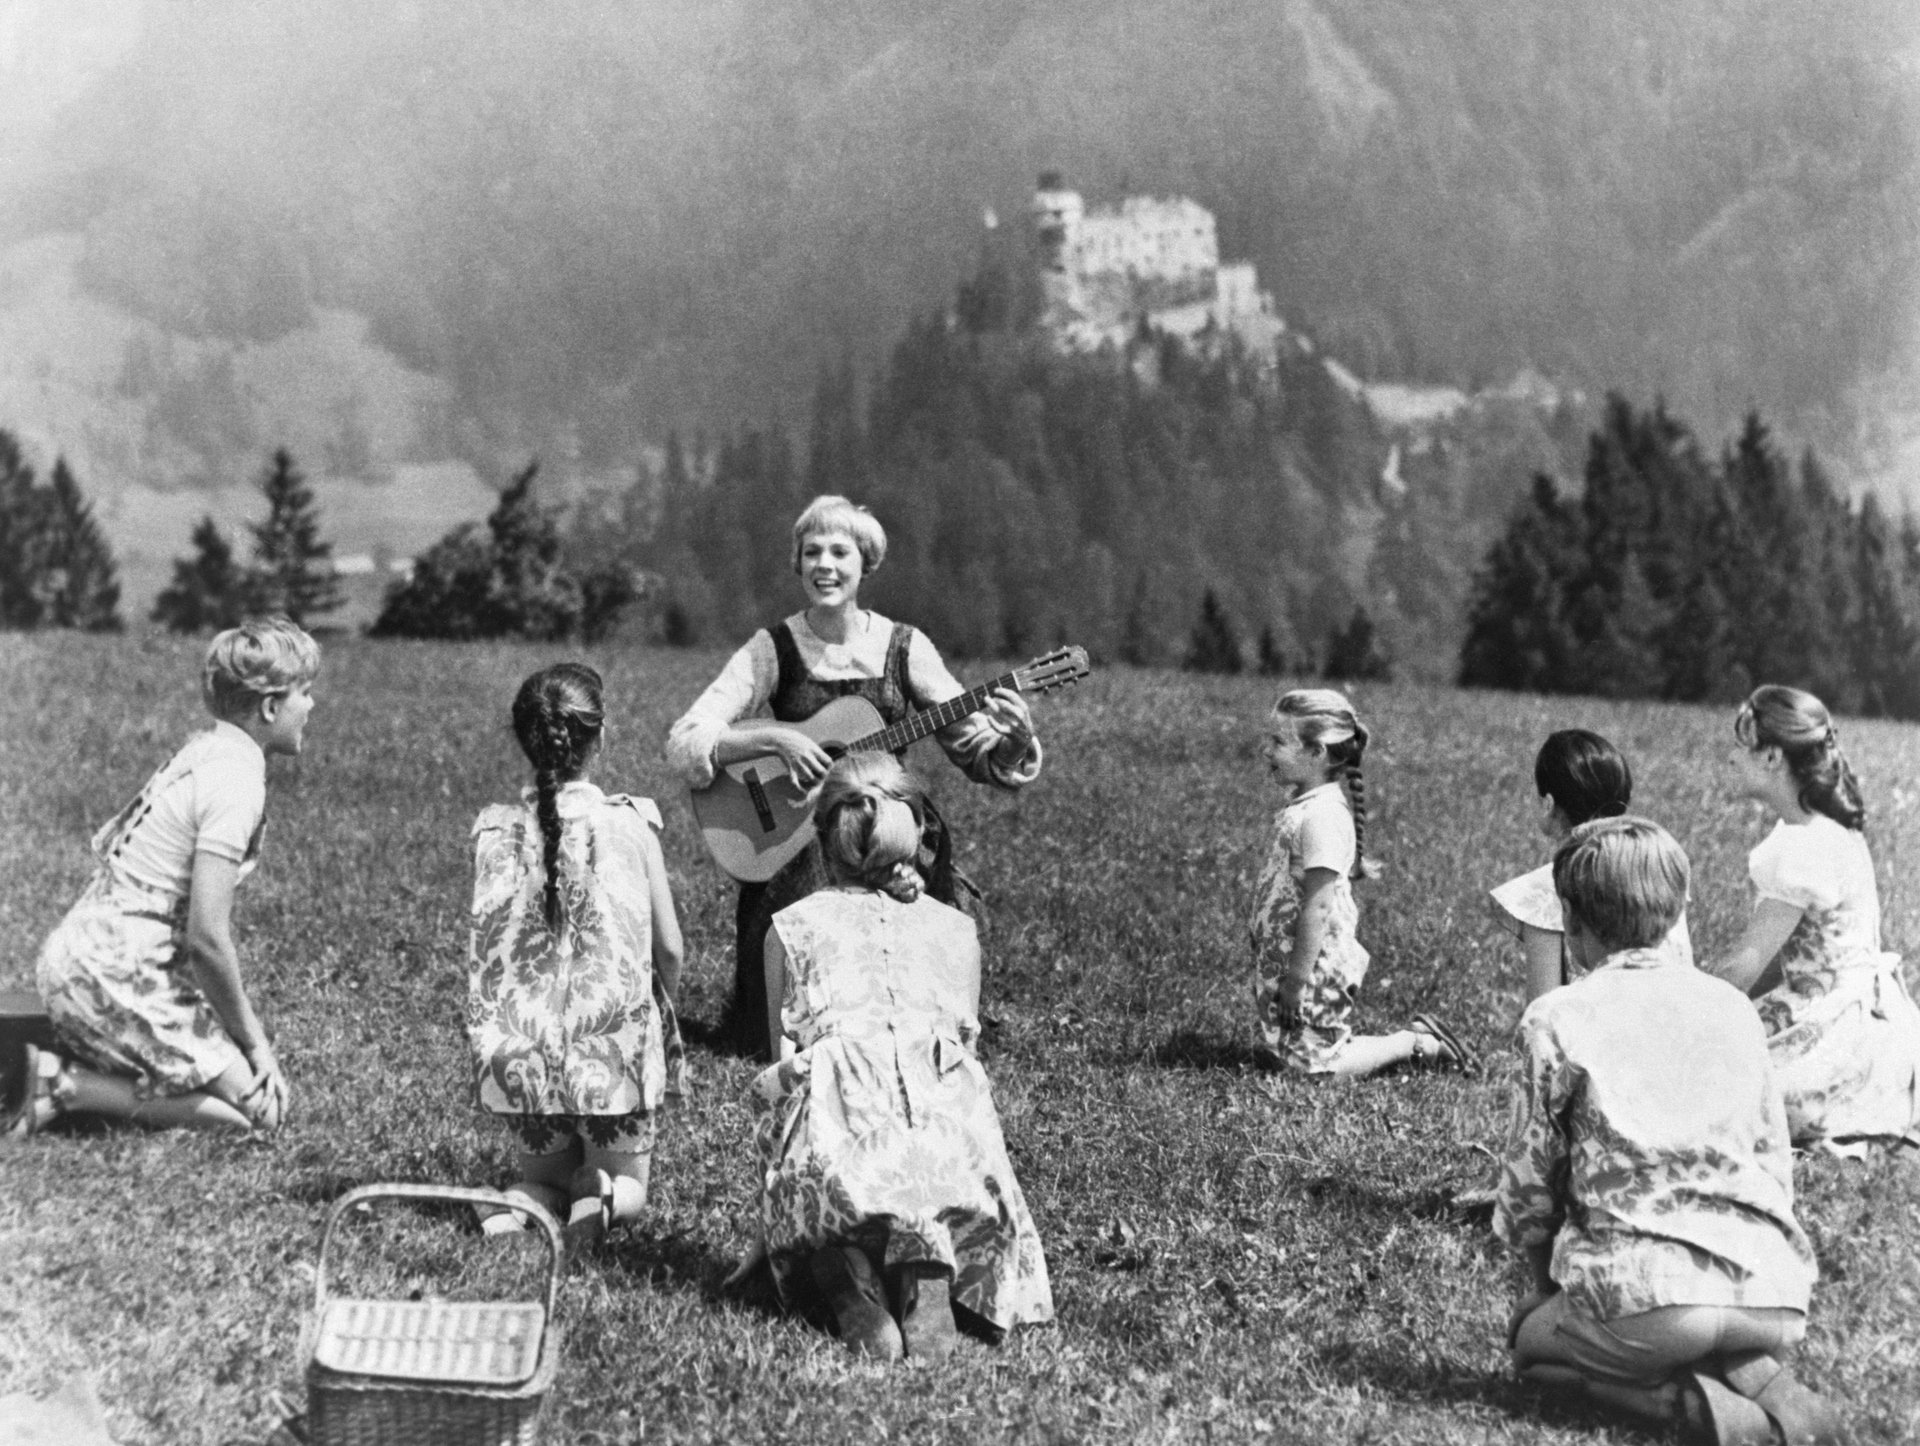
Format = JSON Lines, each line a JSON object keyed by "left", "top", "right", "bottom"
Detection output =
{"left": 690, "top": 645, "right": 1091, "bottom": 882}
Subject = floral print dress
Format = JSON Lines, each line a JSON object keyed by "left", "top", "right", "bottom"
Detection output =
{"left": 37, "top": 725, "right": 265, "bottom": 1098}
{"left": 1748, "top": 815, "right": 1920, "bottom": 1152}
{"left": 1495, "top": 947, "right": 1815, "bottom": 1322}
{"left": 468, "top": 785, "right": 684, "bottom": 1133}
{"left": 1250, "top": 782, "right": 1369, "bottom": 1071}
{"left": 750, "top": 887, "right": 1053, "bottom": 1332}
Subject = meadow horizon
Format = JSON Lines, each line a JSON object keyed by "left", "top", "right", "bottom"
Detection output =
{"left": 3, "top": 634, "right": 1917, "bottom": 1444}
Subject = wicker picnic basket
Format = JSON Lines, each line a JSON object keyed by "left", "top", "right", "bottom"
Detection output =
{"left": 305, "top": 1184, "right": 563, "bottom": 1446}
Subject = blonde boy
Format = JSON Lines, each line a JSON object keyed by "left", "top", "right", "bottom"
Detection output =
{"left": 19, "top": 618, "right": 318, "bottom": 1133}
{"left": 1497, "top": 817, "right": 1838, "bottom": 1445}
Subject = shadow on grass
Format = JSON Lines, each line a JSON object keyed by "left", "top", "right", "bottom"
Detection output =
{"left": 600, "top": 1226, "right": 805, "bottom": 1326}
{"left": 1310, "top": 1338, "right": 1671, "bottom": 1442}
{"left": 1150, "top": 1030, "right": 1274, "bottom": 1071}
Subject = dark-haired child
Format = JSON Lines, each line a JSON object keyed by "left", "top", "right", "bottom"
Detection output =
{"left": 1490, "top": 728, "right": 1691, "bottom": 1002}
{"left": 1498, "top": 817, "right": 1839, "bottom": 1446}
{"left": 469, "top": 663, "right": 685, "bottom": 1239}
{"left": 20, "top": 618, "right": 317, "bottom": 1134}
{"left": 1711, "top": 684, "right": 1920, "bottom": 1155}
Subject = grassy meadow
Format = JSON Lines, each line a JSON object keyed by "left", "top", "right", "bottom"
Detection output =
{"left": 3, "top": 633, "right": 1919, "bottom": 1445}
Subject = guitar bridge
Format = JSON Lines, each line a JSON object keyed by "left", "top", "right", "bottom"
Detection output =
{"left": 743, "top": 768, "right": 777, "bottom": 833}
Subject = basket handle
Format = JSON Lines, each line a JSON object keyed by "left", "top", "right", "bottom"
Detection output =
{"left": 315, "top": 1183, "right": 564, "bottom": 1325}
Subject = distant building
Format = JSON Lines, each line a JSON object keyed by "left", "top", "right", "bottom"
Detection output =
{"left": 1026, "top": 172, "right": 1283, "bottom": 355}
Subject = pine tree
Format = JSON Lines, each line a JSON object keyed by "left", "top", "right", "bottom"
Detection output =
{"left": 1183, "top": 588, "right": 1244, "bottom": 673}
{"left": 36, "top": 459, "right": 121, "bottom": 630}
{"left": 484, "top": 461, "right": 578, "bottom": 640}
{"left": 1324, "top": 606, "right": 1391, "bottom": 681}
{"left": 246, "top": 449, "right": 342, "bottom": 624}
{"left": 0, "top": 430, "right": 50, "bottom": 627}
{"left": 1256, "top": 625, "right": 1288, "bottom": 677}
{"left": 154, "top": 515, "right": 249, "bottom": 632}
{"left": 0, "top": 439, "right": 121, "bottom": 631}
{"left": 1459, "top": 475, "right": 1584, "bottom": 691}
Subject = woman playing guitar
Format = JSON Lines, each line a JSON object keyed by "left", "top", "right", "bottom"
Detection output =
{"left": 666, "top": 495, "right": 1041, "bottom": 1061}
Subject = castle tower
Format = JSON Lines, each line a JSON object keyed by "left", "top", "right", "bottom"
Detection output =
{"left": 1028, "top": 171, "right": 1087, "bottom": 345}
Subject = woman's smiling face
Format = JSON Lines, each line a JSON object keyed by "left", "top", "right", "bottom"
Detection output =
{"left": 799, "top": 528, "right": 865, "bottom": 610}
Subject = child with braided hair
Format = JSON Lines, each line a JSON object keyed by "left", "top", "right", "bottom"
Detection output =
{"left": 469, "top": 663, "right": 686, "bottom": 1240}
{"left": 1711, "top": 685, "right": 1920, "bottom": 1155}
{"left": 1250, "top": 688, "right": 1474, "bottom": 1076}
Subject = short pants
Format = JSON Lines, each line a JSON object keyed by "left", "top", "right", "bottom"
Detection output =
{"left": 1514, "top": 1291, "right": 1806, "bottom": 1386}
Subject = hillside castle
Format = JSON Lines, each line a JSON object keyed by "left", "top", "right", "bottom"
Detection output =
{"left": 1024, "top": 172, "right": 1284, "bottom": 355}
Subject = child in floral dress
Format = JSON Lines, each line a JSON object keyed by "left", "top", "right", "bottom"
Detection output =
{"left": 1499, "top": 817, "right": 1838, "bottom": 1446}
{"left": 1489, "top": 729, "right": 1692, "bottom": 1002}
{"left": 469, "top": 663, "right": 685, "bottom": 1239}
{"left": 19, "top": 618, "right": 316, "bottom": 1134}
{"left": 1711, "top": 684, "right": 1920, "bottom": 1155}
{"left": 750, "top": 753, "right": 1052, "bottom": 1362}
{"left": 1250, "top": 688, "right": 1472, "bottom": 1076}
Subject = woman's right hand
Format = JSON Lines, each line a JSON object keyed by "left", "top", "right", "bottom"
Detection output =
{"left": 767, "top": 727, "right": 833, "bottom": 789}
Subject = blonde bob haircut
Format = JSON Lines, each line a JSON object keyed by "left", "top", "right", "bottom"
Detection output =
{"left": 1551, "top": 816, "right": 1689, "bottom": 953}
{"left": 791, "top": 494, "right": 887, "bottom": 576}
{"left": 202, "top": 616, "right": 321, "bottom": 721}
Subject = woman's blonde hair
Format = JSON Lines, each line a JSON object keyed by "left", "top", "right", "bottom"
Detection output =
{"left": 791, "top": 495, "right": 887, "bottom": 575}
{"left": 1273, "top": 687, "right": 1375, "bottom": 879}
{"left": 1734, "top": 684, "right": 1865, "bottom": 830}
{"left": 815, "top": 752, "right": 924, "bottom": 901}
{"left": 202, "top": 616, "right": 320, "bottom": 720}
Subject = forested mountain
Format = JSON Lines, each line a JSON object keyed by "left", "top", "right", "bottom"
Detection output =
{"left": 2, "top": 0, "right": 1914, "bottom": 504}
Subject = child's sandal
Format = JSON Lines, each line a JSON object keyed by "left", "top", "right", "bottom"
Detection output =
{"left": 1411, "top": 1014, "right": 1479, "bottom": 1074}
{"left": 564, "top": 1166, "right": 615, "bottom": 1248}
{"left": 4, "top": 1046, "right": 72, "bottom": 1138}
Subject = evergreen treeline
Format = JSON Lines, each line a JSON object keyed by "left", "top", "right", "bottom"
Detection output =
{"left": 1461, "top": 397, "right": 1920, "bottom": 718}
{"left": 635, "top": 305, "right": 1566, "bottom": 670}
{"left": 153, "top": 449, "right": 343, "bottom": 631}
{"left": 0, "top": 429, "right": 121, "bottom": 631}
{"left": 372, "top": 462, "right": 638, "bottom": 643}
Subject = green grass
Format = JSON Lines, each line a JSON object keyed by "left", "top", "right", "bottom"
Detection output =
{"left": 3, "top": 635, "right": 1918, "bottom": 1445}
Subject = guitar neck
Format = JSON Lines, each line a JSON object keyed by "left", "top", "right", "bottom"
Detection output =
{"left": 850, "top": 672, "right": 1020, "bottom": 755}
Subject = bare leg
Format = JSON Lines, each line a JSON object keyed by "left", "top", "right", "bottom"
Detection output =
{"left": 64, "top": 1060, "right": 254, "bottom": 1131}
{"left": 581, "top": 1144, "right": 652, "bottom": 1225}
{"left": 1318, "top": 1030, "right": 1437, "bottom": 1079}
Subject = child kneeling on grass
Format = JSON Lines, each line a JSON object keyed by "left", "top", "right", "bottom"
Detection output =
{"left": 13, "top": 618, "right": 316, "bottom": 1135}
{"left": 1497, "top": 817, "right": 1840, "bottom": 1446}
{"left": 468, "top": 663, "right": 686, "bottom": 1242}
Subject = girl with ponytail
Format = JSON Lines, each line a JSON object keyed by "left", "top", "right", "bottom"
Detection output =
{"left": 749, "top": 752, "right": 1053, "bottom": 1363}
{"left": 1251, "top": 688, "right": 1474, "bottom": 1076}
{"left": 1489, "top": 729, "right": 1693, "bottom": 1002}
{"left": 468, "top": 663, "right": 686, "bottom": 1240}
{"left": 1713, "top": 684, "right": 1920, "bottom": 1154}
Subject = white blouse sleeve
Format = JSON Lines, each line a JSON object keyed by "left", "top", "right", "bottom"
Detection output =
{"left": 1748, "top": 822, "right": 1841, "bottom": 912}
{"left": 664, "top": 632, "right": 779, "bottom": 789}
{"left": 1295, "top": 792, "right": 1357, "bottom": 875}
{"left": 904, "top": 628, "right": 1042, "bottom": 789}
{"left": 1489, "top": 865, "right": 1563, "bottom": 938}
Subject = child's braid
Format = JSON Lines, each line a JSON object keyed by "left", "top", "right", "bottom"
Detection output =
{"left": 1325, "top": 731, "right": 1372, "bottom": 880}
{"left": 510, "top": 664, "right": 606, "bottom": 934}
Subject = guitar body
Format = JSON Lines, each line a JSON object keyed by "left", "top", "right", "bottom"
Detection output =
{"left": 691, "top": 694, "right": 890, "bottom": 883}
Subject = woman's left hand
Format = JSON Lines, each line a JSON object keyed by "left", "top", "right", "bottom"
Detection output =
{"left": 981, "top": 687, "right": 1035, "bottom": 758}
